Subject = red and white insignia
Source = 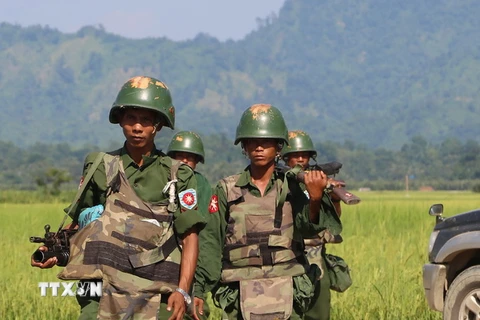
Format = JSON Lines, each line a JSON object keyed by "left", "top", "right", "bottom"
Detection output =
{"left": 179, "top": 189, "right": 197, "bottom": 210}
{"left": 208, "top": 195, "right": 219, "bottom": 213}
{"left": 183, "top": 193, "right": 195, "bottom": 205}
{"left": 78, "top": 176, "right": 85, "bottom": 189}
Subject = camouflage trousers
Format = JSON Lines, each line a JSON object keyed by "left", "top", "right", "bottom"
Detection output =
{"left": 213, "top": 282, "right": 305, "bottom": 320}
{"left": 223, "top": 297, "right": 304, "bottom": 320}
{"left": 76, "top": 294, "right": 180, "bottom": 320}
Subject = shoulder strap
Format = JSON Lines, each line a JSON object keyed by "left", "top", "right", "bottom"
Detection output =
{"left": 170, "top": 159, "right": 182, "bottom": 181}
{"left": 274, "top": 166, "right": 302, "bottom": 229}
{"left": 218, "top": 174, "right": 244, "bottom": 224}
{"left": 103, "top": 153, "right": 120, "bottom": 187}
{"left": 58, "top": 152, "right": 106, "bottom": 231}
{"left": 162, "top": 158, "right": 183, "bottom": 213}
{"left": 276, "top": 165, "right": 302, "bottom": 209}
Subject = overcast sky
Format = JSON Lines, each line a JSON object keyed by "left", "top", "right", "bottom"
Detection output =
{"left": 1, "top": 0, "right": 285, "bottom": 41}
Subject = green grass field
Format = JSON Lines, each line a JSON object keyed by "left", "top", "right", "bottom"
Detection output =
{"left": 1, "top": 191, "right": 479, "bottom": 319}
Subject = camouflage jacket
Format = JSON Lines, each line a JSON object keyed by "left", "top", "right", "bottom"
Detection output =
{"left": 193, "top": 166, "right": 341, "bottom": 299}
{"left": 59, "top": 152, "right": 205, "bottom": 319}
{"left": 69, "top": 143, "right": 205, "bottom": 235}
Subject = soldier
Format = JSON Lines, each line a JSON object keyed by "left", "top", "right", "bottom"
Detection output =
{"left": 282, "top": 130, "right": 342, "bottom": 320}
{"left": 192, "top": 104, "right": 342, "bottom": 320}
{"left": 166, "top": 131, "right": 216, "bottom": 320}
{"left": 31, "top": 76, "right": 205, "bottom": 320}
{"left": 166, "top": 131, "right": 212, "bottom": 220}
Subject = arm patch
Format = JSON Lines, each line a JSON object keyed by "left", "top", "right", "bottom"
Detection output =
{"left": 179, "top": 188, "right": 197, "bottom": 210}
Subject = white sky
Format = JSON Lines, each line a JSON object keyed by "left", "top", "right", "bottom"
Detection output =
{"left": 1, "top": 0, "right": 285, "bottom": 41}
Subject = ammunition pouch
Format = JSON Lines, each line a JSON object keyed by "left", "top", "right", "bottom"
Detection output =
{"left": 324, "top": 254, "right": 352, "bottom": 292}
{"left": 239, "top": 276, "right": 293, "bottom": 320}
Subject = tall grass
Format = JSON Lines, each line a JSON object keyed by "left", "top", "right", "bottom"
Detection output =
{"left": 0, "top": 203, "right": 79, "bottom": 319}
{"left": 1, "top": 191, "right": 479, "bottom": 319}
{"left": 329, "top": 191, "right": 480, "bottom": 320}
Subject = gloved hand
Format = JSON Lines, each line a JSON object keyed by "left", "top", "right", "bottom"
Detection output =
{"left": 78, "top": 204, "right": 104, "bottom": 229}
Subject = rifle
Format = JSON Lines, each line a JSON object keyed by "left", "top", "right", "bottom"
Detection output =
{"left": 30, "top": 153, "right": 104, "bottom": 267}
{"left": 277, "top": 161, "right": 361, "bottom": 205}
{"left": 327, "top": 179, "right": 361, "bottom": 205}
{"left": 30, "top": 224, "right": 77, "bottom": 267}
{"left": 30, "top": 152, "right": 105, "bottom": 267}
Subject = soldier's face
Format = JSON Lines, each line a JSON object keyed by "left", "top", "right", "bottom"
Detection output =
{"left": 119, "top": 108, "right": 160, "bottom": 150}
{"left": 287, "top": 151, "right": 312, "bottom": 170}
{"left": 172, "top": 152, "right": 198, "bottom": 170}
{"left": 243, "top": 138, "right": 279, "bottom": 167}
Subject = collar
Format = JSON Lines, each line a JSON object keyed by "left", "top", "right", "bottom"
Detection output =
{"left": 119, "top": 143, "right": 162, "bottom": 168}
{"left": 235, "top": 165, "right": 279, "bottom": 188}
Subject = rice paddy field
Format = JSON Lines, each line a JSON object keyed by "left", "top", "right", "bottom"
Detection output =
{"left": 1, "top": 191, "right": 480, "bottom": 319}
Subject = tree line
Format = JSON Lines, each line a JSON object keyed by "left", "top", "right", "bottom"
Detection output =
{"left": 1, "top": 135, "right": 479, "bottom": 193}
{"left": 3, "top": 0, "right": 480, "bottom": 150}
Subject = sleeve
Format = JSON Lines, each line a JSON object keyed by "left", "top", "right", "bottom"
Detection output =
{"left": 193, "top": 182, "right": 228, "bottom": 299}
{"left": 65, "top": 152, "right": 108, "bottom": 221}
{"left": 292, "top": 181, "right": 342, "bottom": 237}
{"left": 195, "top": 172, "right": 213, "bottom": 218}
{"left": 173, "top": 163, "right": 207, "bottom": 235}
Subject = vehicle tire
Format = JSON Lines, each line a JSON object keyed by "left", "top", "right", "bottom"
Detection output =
{"left": 444, "top": 265, "right": 480, "bottom": 320}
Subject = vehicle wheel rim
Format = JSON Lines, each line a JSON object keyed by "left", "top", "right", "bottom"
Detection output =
{"left": 459, "top": 289, "right": 480, "bottom": 320}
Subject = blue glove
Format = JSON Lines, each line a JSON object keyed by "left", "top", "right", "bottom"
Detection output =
{"left": 78, "top": 204, "right": 104, "bottom": 229}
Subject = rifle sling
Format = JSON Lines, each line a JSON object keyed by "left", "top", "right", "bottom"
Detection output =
{"left": 57, "top": 152, "right": 106, "bottom": 232}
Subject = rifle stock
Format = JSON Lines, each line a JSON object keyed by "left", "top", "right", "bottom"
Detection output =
{"left": 332, "top": 186, "right": 361, "bottom": 205}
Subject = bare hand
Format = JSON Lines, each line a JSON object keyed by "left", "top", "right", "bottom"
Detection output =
{"left": 191, "top": 297, "right": 205, "bottom": 320}
{"left": 304, "top": 170, "right": 328, "bottom": 201}
{"left": 31, "top": 246, "right": 57, "bottom": 269}
{"left": 167, "top": 291, "right": 186, "bottom": 320}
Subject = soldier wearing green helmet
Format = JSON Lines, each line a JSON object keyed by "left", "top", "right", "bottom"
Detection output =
{"left": 167, "top": 131, "right": 206, "bottom": 165}
{"left": 283, "top": 130, "right": 343, "bottom": 320}
{"left": 167, "top": 131, "right": 213, "bottom": 222}
{"left": 281, "top": 130, "right": 317, "bottom": 163}
{"left": 233, "top": 103, "right": 289, "bottom": 145}
{"left": 166, "top": 131, "right": 215, "bottom": 320}
{"left": 192, "top": 104, "right": 341, "bottom": 320}
{"left": 167, "top": 130, "right": 211, "bottom": 215}
{"left": 32, "top": 76, "right": 205, "bottom": 320}
{"left": 109, "top": 75, "right": 176, "bottom": 129}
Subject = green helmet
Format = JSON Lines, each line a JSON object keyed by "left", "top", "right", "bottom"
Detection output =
{"left": 281, "top": 130, "right": 317, "bottom": 159}
{"left": 234, "top": 104, "right": 288, "bottom": 145}
{"left": 167, "top": 131, "right": 205, "bottom": 163}
{"left": 109, "top": 76, "right": 175, "bottom": 129}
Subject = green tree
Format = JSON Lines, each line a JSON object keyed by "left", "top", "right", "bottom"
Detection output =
{"left": 35, "top": 168, "right": 72, "bottom": 195}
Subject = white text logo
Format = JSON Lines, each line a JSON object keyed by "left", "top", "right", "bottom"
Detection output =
{"left": 38, "top": 281, "right": 102, "bottom": 297}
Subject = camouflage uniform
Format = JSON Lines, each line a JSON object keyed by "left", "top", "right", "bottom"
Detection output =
{"left": 58, "top": 145, "right": 204, "bottom": 320}
{"left": 194, "top": 167, "right": 341, "bottom": 320}
{"left": 194, "top": 105, "right": 341, "bottom": 320}
{"left": 56, "top": 77, "right": 205, "bottom": 320}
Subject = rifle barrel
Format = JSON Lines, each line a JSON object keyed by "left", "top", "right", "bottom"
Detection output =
{"left": 30, "top": 237, "right": 45, "bottom": 243}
